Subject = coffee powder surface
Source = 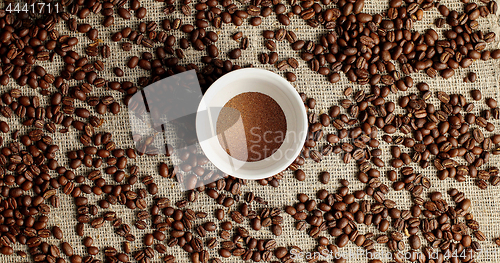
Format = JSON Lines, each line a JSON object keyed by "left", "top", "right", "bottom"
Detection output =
{"left": 216, "top": 92, "right": 287, "bottom": 162}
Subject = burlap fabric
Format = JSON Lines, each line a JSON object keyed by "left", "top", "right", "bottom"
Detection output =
{"left": 1, "top": 0, "right": 500, "bottom": 262}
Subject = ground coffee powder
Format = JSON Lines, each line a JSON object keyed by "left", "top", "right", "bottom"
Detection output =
{"left": 216, "top": 92, "right": 287, "bottom": 162}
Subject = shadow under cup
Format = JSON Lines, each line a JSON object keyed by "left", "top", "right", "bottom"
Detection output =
{"left": 196, "top": 68, "right": 308, "bottom": 180}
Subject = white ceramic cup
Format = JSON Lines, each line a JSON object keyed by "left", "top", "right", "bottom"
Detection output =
{"left": 196, "top": 68, "right": 308, "bottom": 180}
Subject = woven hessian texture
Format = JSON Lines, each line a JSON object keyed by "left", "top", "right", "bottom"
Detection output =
{"left": 1, "top": 0, "right": 500, "bottom": 262}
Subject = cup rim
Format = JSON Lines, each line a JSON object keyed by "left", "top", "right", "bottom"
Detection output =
{"left": 195, "top": 68, "right": 307, "bottom": 180}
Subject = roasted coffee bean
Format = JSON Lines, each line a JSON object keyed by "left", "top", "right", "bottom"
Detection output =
{"left": 487, "top": 98, "right": 498, "bottom": 108}
{"left": 265, "top": 40, "right": 277, "bottom": 51}
{"left": 278, "top": 14, "right": 290, "bottom": 25}
{"left": 229, "top": 48, "right": 241, "bottom": 59}
{"left": 259, "top": 53, "right": 269, "bottom": 64}
{"left": 52, "top": 226, "right": 63, "bottom": 239}
{"left": 471, "top": 90, "right": 481, "bottom": 100}
{"left": 61, "top": 242, "right": 73, "bottom": 256}
{"left": 285, "top": 72, "right": 296, "bottom": 82}
{"left": 319, "top": 171, "right": 330, "bottom": 184}
{"left": 263, "top": 30, "right": 274, "bottom": 39}
{"left": 295, "top": 169, "right": 306, "bottom": 181}
{"left": 118, "top": 8, "right": 132, "bottom": 19}
{"left": 409, "top": 235, "right": 421, "bottom": 249}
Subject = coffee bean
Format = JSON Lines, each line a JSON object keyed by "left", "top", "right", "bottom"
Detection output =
{"left": 118, "top": 8, "right": 132, "bottom": 19}
{"left": 269, "top": 52, "right": 279, "bottom": 64}
{"left": 263, "top": 30, "right": 274, "bottom": 39}
{"left": 117, "top": 253, "right": 129, "bottom": 262}
{"left": 52, "top": 226, "right": 63, "bottom": 239}
{"left": 271, "top": 224, "right": 283, "bottom": 236}
{"left": 288, "top": 57, "right": 299, "bottom": 69}
{"left": 215, "top": 209, "right": 224, "bottom": 220}
{"left": 277, "top": 60, "right": 289, "bottom": 71}
{"left": 219, "top": 248, "right": 231, "bottom": 258}
{"left": 110, "top": 102, "right": 121, "bottom": 114}
{"left": 61, "top": 242, "right": 74, "bottom": 256}
{"left": 122, "top": 42, "right": 132, "bottom": 51}
{"left": 259, "top": 53, "right": 269, "bottom": 64}
{"left": 138, "top": 59, "right": 151, "bottom": 70}
{"left": 127, "top": 56, "right": 139, "bottom": 68}
{"left": 114, "top": 67, "right": 124, "bottom": 77}
{"left": 337, "top": 234, "right": 349, "bottom": 247}
{"left": 232, "top": 32, "right": 243, "bottom": 41}
{"left": 229, "top": 48, "right": 241, "bottom": 59}
{"left": 75, "top": 108, "right": 90, "bottom": 118}
{"left": 77, "top": 24, "right": 92, "bottom": 33}
{"left": 265, "top": 40, "right": 277, "bottom": 51}
{"left": 285, "top": 72, "right": 296, "bottom": 82}
{"left": 319, "top": 171, "right": 330, "bottom": 184}
{"left": 486, "top": 98, "right": 497, "bottom": 108}
{"left": 277, "top": 14, "right": 290, "bottom": 25}
{"left": 409, "top": 235, "right": 421, "bottom": 249}
{"left": 250, "top": 17, "right": 262, "bottom": 26}
{"left": 274, "top": 247, "right": 287, "bottom": 258}
{"left": 207, "top": 45, "right": 219, "bottom": 58}
{"left": 111, "top": 32, "right": 123, "bottom": 42}
{"left": 128, "top": 4, "right": 144, "bottom": 17}
{"left": 87, "top": 28, "right": 99, "bottom": 41}
{"left": 0, "top": 247, "right": 13, "bottom": 255}
{"left": 467, "top": 72, "right": 477, "bottom": 82}
{"left": 99, "top": 45, "right": 111, "bottom": 59}
{"left": 0, "top": 121, "right": 9, "bottom": 133}
{"left": 295, "top": 169, "right": 306, "bottom": 181}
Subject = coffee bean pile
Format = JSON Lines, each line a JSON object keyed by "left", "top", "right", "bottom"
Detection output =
{"left": 285, "top": 180, "right": 485, "bottom": 263}
{"left": 293, "top": 88, "right": 500, "bottom": 189}
{"left": 0, "top": 0, "right": 499, "bottom": 262}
